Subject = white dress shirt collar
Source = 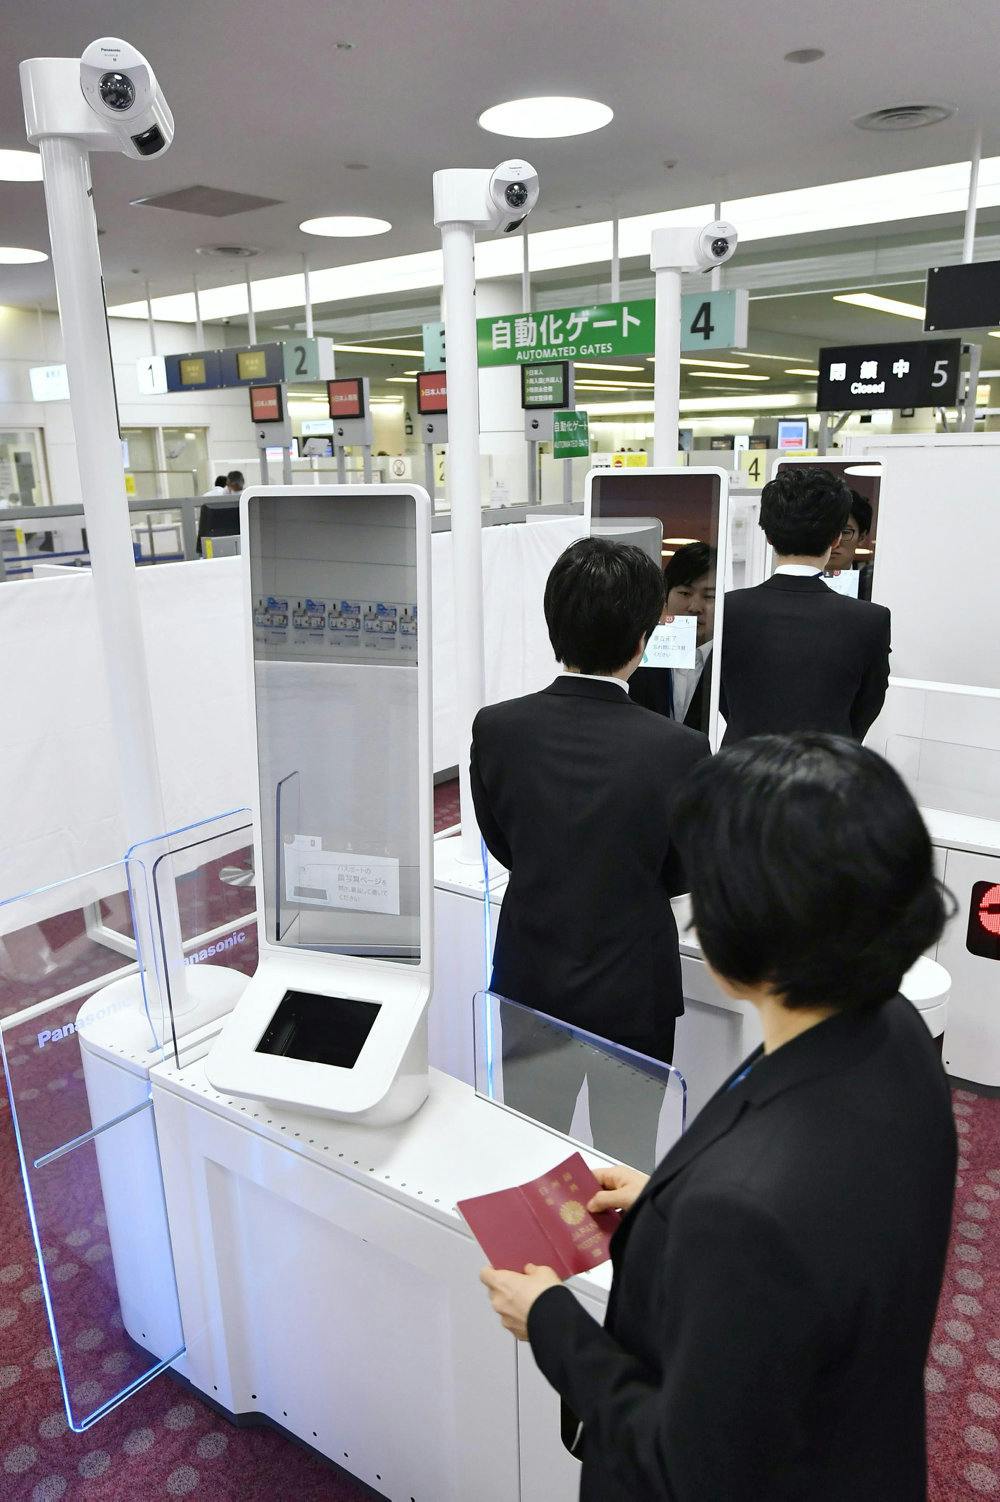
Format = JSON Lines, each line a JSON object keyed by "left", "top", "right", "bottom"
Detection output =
{"left": 773, "top": 564, "right": 824, "bottom": 577}
{"left": 558, "top": 670, "right": 630, "bottom": 694}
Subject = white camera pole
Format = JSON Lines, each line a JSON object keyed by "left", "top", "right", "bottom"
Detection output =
{"left": 433, "top": 177, "right": 488, "bottom": 864}
{"left": 21, "top": 54, "right": 187, "bottom": 1009}
{"left": 650, "top": 230, "right": 683, "bottom": 467}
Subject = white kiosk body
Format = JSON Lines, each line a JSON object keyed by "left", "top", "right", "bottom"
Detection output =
{"left": 206, "top": 485, "right": 433, "bottom": 1123}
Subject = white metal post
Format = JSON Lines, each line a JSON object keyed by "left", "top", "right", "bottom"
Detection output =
{"left": 245, "top": 263, "right": 257, "bottom": 345}
{"left": 963, "top": 129, "right": 983, "bottom": 264}
{"left": 652, "top": 263, "right": 682, "bottom": 465}
{"left": 440, "top": 220, "right": 487, "bottom": 863}
{"left": 610, "top": 216, "right": 620, "bottom": 303}
{"left": 144, "top": 278, "right": 157, "bottom": 355}
{"left": 192, "top": 273, "right": 203, "bottom": 348}
{"left": 36, "top": 135, "right": 189, "bottom": 1013}
{"left": 303, "top": 253, "right": 314, "bottom": 339}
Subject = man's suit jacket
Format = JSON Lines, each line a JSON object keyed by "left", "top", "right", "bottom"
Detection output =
{"left": 719, "top": 573, "right": 891, "bottom": 743}
{"left": 470, "top": 677, "right": 709, "bottom": 1060}
{"left": 528, "top": 994, "right": 957, "bottom": 1502}
{"left": 628, "top": 649, "right": 713, "bottom": 734}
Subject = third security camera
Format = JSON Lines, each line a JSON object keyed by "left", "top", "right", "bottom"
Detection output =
{"left": 488, "top": 160, "right": 540, "bottom": 233}
{"left": 650, "top": 220, "right": 739, "bottom": 274}
{"left": 79, "top": 37, "right": 174, "bottom": 158}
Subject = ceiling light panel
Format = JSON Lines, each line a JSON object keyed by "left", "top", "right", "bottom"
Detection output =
{"left": 690, "top": 372, "right": 770, "bottom": 381}
{"left": 478, "top": 96, "right": 613, "bottom": 138}
{"left": 834, "top": 292, "right": 926, "bottom": 319}
{"left": 0, "top": 247, "right": 48, "bottom": 264}
{"left": 300, "top": 216, "right": 392, "bottom": 237}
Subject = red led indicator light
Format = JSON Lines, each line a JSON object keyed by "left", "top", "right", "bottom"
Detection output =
{"left": 967, "top": 880, "right": 1000, "bottom": 960}
{"left": 978, "top": 883, "right": 1000, "bottom": 937}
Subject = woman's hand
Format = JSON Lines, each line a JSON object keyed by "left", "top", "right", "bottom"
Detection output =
{"left": 587, "top": 1163, "right": 650, "bottom": 1215}
{"left": 480, "top": 1264, "right": 563, "bottom": 1341}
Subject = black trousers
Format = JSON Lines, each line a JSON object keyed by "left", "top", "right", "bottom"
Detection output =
{"left": 499, "top": 1005, "right": 677, "bottom": 1174}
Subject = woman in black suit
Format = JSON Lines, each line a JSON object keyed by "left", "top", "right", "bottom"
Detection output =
{"left": 481, "top": 735, "right": 957, "bottom": 1502}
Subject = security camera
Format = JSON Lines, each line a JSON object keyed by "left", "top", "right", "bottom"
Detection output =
{"left": 433, "top": 160, "right": 540, "bottom": 234}
{"left": 79, "top": 37, "right": 174, "bottom": 159}
{"left": 488, "top": 160, "right": 540, "bottom": 233}
{"left": 650, "top": 220, "right": 739, "bottom": 274}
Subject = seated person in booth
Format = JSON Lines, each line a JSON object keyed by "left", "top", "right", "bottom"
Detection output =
{"left": 470, "top": 538, "right": 709, "bottom": 1165}
{"left": 825, "top": 488, "right": 875, "bottom": 600}
{"left": 719, "top": 466, "right": 890, "bottom": 743}
{"left": 481, "top": 735, "right": 957, "bottom": 1502}
{"left": 226, "top": 470, "right": 245, "bottom": 494}
{"left": 628, "top": 542, "right": 716, "bottom": 732}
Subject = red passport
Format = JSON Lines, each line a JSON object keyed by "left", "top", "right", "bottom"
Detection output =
{"left": 458, "top": 1152, "right": 619, "bottom": 1278}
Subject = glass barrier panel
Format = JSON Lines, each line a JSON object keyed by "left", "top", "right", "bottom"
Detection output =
{"left": 0, "top": 862, "right": 185, "bottom": 1430}
{"left": 126, "top": 809, "right": 256, "bottom": 1067}
{"left": 474, "top": 991, "right": 686, "bottom": 1175}
{"left": 884, "top": 734, "right": 1000, "bottom": 823}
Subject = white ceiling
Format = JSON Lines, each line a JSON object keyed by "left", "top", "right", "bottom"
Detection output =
{"left": 2, "top": 0, "right": 1000, "bottom": 313}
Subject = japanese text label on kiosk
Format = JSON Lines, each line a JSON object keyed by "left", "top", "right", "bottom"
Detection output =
{"left": 816, "top": 340, "right": 961, "bottom": 411}
{"left": 327, "top": 378, "right": 365, "bottom": 420}
{"left": 249, "top": 383, "right": 284, "bottom": 423}
{"left": 416, "top": 371, "right": 448, "bottom": 415}
{"left": 521, "top": 361, "right": 570, "bottom": 410}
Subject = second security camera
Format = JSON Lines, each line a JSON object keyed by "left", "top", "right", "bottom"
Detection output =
{"left": 650, "top": 220, "right": 739, "bottom": 274}
{"left": 488, "top": 160, "right": 540, "bottom": 233}
{"left": 80, "top": 37, "right": 174, "bottom": 158}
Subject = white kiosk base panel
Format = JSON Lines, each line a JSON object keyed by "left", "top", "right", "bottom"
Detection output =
{"left": 77, "top": 996, "right": 607, "bottom": 1502}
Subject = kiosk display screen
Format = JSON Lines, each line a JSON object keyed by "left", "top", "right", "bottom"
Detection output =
{"left": 967, "top": 881, "right": 1000, "bottom": 960}
{"left": 249, "top": 383, "right": 284, "bottom": 423}
{"left": 417, "top": 371, "right": 448, "bottom": 415}
{"left": 255, "top": 990, "right": 381, "bottom": 1067}
{"left": 248, "top": 491, "right": 421, "bottom": 964}
{"left": 328, "top": 378, "right": 365, "bottom": 420}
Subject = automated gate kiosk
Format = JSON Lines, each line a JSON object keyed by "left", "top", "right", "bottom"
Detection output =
{"left": 6, "top": 484, "right": 610, "bottom": 1501}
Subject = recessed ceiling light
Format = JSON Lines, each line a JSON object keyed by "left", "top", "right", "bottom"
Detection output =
{"left": 784, "top": 48, "right": 825, "bottom": 64}
{"left": 834, "top": 292, "right": 925, "bottom": 319}
{"left": 576, "top": 361, "right": 646, "bottom": 372}
{"left": 0, "top": 246, "right": 48, "bottom": 264}
{"left": 677, "top": 357, "right": 750, "bottom": 369}
{"left": 478, "top": 96, "right": 613, "bottom": 139}
{"left": 300, "top": 216, "right": 391, "bottom": 237}
{"left": 785, "top": 367, "right": 820, "bottom": 376}
{"left": 691, "top": 372, "right": 770, "bottom": 381}
{"left": 332, "top": 342, "right": 421, "bottom": 357}
{"left": 0, "top": 149, "right": 42, "bottom": 182}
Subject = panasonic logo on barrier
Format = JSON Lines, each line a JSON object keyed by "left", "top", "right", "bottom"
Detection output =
{"left": 35, "top": 930, "right": 248, "bottom": 1049}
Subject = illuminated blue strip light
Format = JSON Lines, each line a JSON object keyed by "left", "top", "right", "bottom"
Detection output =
{"left": 0, "top": 1036, "right": 184, "bottom": 1432}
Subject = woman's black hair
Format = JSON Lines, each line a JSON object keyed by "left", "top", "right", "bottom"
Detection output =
{"left": 544, "top": 537, "right": 664, "bottom": 675}
{"left": 664, "top": 541, "right": 717, "bottom": 595}
{"left": 671, "top": 735, "right": 954, "bottom": 1010}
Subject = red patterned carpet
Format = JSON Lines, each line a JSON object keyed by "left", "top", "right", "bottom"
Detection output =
{"left": 0, "top": 778, "right": 996, "bottom": 1499}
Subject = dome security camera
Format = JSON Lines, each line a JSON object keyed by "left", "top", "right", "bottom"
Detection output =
{"left": 79, "top": 37, "right": 174, "bottom": 159}
{"left": 488, "top": 160, "right": 540, "bottom": 233}
{"left": 693, "top": 220, "right": 738, "bottom": 272}
{"left": 650, "top": 220, "right": 739, "bottom": 275}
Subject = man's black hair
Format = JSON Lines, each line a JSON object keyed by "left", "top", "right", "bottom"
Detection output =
{"left": 664, "top": 541, "right": 717, "bottom": 594}
{"left": 760, "top": 466, "right": 851, "bottom": 556}
{"left": 847, "top": 489, "right": 874, "bottom": 537}
{"left": 227, "top": 470, "right": 246, "bottom": 490}
{"left": 544, "top": 537, "right": 665, "bottom": 675}
{"left": 671, "top": 734, "right": 952, "bottom": 1011}
{"left": 213, "top": 474, "right": 228, "bottom": 489}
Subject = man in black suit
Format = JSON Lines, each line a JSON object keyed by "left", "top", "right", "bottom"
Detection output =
{"left": 629, "top": 542, "right": 716, "bottom": 733}
{"left": 481, "top": 736, "right": 956, "bottom": 1502}
{"left": 471, "top": 538, "right": 710, "bottom": 1165}
{"left": 719, "top": 466, "right": 890, "bottom": 742}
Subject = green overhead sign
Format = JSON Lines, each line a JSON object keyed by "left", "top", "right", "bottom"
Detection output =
{"left": 476, "top": 290, "right": 748, "bottom": 365}
{"left": 552, "top": 409, "right": 590, "bottom": 460}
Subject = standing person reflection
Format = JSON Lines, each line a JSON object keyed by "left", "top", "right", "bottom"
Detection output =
{"left": 629, "top": 543, "right": 716, "bottom": 733}
{"left": 826, "top": 489, "right": 875, "bottom": 600}
{"left": 480, "top": 736, "right": 957, "bottom": 1502}
{"left": 719, "top": 466, "right": 890, "bottom": 742}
